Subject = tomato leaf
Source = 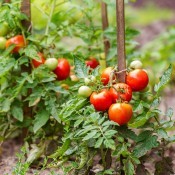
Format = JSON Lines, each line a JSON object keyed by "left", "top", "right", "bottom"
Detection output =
{"left": 33, "top": 109, "right": 50, "bottom": 133}
{"left": 11, "top": 101, "right": 23, "bottom": 122}
{"left": 123, "top": 157, "right": 135, "bottom": 175}
{"left": 154, "top": 64, "right": 172, "bottom": 93}
{"left": 133, "top": 135, "right": 159, "bottom": 158}
{"left": 74, "top": 56, "right": 89, "bottom": 78}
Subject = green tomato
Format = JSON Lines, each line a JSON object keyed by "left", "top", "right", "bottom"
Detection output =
{"left": 44, "top": 58, "right": 58, "bottom": 70}
{"left": 78, "top": 86, "right": 92, "bottom": 98}
{"left": 0, "top": 22, "right": 9, "bottom": 36}
{"left": 0, "top": 37, "right": 7, "bottom": 49}
{"left": 130, "top": 60, "right": 143, "bottom": 69}
{"left": 84, "top": 76, "right": 96, "bottom": 85}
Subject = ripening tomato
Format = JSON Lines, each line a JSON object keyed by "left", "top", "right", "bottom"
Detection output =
{"left": 85, "top": 57, "right": 99, "bottom": 69}
{"left": 44, "top": 58, "right": 58, "bottom": 70}
{"left": 126, "top": 69, "right": 149, "bottom": 91}
{"left": 109, "top": 83, "right": 132, "bottom": 103}
{"left": 78, "top": 86, "right": 92, "bottom": 97}
{"left": 32, "top": 52, "right": 46, "bottom": 68}
{"left": 129, "top": 60, "right": 143, "bottom": 69}
{"left": 0, "top": 36, "right": 7, "bottom": 50}
{"left": 101, "top": 67, "right": 114, "bottom": 85}
{"left": 108, "top": 103, "right": 133, "bottom": 125}
{"left": 6, "top": 35, "right": 26, "bottom": 53}
{"left": 90, "top": 89, "right": 112, "bottom": 111}
{"left": 54, "top": 58, "right": 70, "bottom": 81}
{"left": 0, "top": 22, "right": 9, "bottom": 36}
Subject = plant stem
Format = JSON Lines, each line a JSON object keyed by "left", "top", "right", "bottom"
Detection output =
{"left": 100, "top": 145, "right": 106, "bottom": 168}
{"left": 45, "top": 0, "right": 56, "bottom": 36}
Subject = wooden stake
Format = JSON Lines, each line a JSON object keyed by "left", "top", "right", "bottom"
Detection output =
{"left": 101, "top": 2, "right": 110, "bottom": 60}
{"left": 21, "top": 0, "right": 31, "bottom": 29}
{"left": 116, "top": 0, "right": 126, "bottom": 83}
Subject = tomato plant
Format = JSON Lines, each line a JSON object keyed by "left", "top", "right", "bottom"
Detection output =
{"left": 54, "top": 58, "right": 70, "bottom": 80}
{"left": 6, "top": 35, "right": 26, "bottom": 53}
{"left": 109, "top": 83, "right": 132, "bottom": 102}
{"left": 32, "top": 52, "right": 46, "bottom": 68}
{"left": 0, "top": 36, "right": 7, "bottom": 50}
{"left": 85, "top": 57, "right": 99, "bottom": 69}
{"left": 126, "top": 69, "right": 149, "bottom": 91}
{"left": 108, "top": 103, "right": 133, "bottom": 125}
{"left": 90, "top": 89, "right": 112, "bottom": 111}
{"left": 44, "top": 58, "right": 58, "bottom": 70}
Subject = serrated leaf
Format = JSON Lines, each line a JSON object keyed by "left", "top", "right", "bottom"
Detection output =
{"left": 83, "top": 130, "right": 97, "bottom": 141}
{"left": 95, "top": 137, "right": 103, "bottom": 148}
{"left": 104, "top": 129, "right": 117, "bottom": 137}
{"left": 166, "top": 107, "right": 173, "bottom": 119}
{"left": 123, "top": 158, "right": 135, "bottom": 175}
{"left": 33, "top": 109, "right": 50, "bottom": 133}
{"left": 11, "top": 103, "right": 23, "bottom": 122}
{"left": 133, "top": 135, "right": 159, "bottom": 157}
{"left": 154, "top": 65, "right": 172, "bottom": 92}
{"left": 104, "top": 139, "right": 115, "bottom": 150}
{"left": 74, "top": 118, "right": 84, "bottom": 127}
{"left": 74, "top": 56, "right": 88, "bottom": 78}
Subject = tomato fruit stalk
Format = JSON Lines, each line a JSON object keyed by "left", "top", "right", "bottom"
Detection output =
{"left": 109, "top": 83, "right": 132, "bottom": 102}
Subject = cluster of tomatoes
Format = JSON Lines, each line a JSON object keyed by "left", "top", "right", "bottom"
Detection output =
{"left": 0, "top": 22, "right": 71, "bottom": 81}
{"left": 79, "top": 59, "right": 149, "bottom": 126}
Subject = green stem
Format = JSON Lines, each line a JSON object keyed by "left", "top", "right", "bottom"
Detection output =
{"left": 100, "top": 145, "right": 106, "bottom": 168}
{"left": 45, "top": 0, "right": 56, "bottom": 36}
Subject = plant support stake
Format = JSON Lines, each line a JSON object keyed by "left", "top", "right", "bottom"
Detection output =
{"left": 101, "top": 2, "right": 110, "bottom": 60}
{"left": 116, "top": 0, "right": 126, "bottom": 83}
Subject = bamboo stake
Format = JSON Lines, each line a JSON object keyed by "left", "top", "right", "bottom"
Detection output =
{"left": 116, "top": 0, "right": 126, "bottom": 83}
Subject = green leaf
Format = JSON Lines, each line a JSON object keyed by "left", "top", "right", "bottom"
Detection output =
{"left": 11, "top": 103, "right": 23, "bottom": 122}
{"left": 74, "top": 56, "right": 88, "bottom": 78}
{"left": 33, "top": 109, "right": 50, "bottom": 133}
{"left": 123, "top": 158, "right": 135, "bottom": 175}
{"left": 166, "top": 107, "right": 173, "bottom": 119}
{"left": 133, "top": 135, "right": 159, "bottom": 158}
{"left": 104, "top": 129, "right": 117, "bottom": 137}
{"left": 154, "top": 65, "right": 172, "bottom": 92}
{"left": 95, "top": 137, "right": 103, "bottom": 148}
{"left": 104, "top": 139, "right": 116, "bottom": 150}
{"left": 83, "top": 130, "right": 97, "bottom": 141}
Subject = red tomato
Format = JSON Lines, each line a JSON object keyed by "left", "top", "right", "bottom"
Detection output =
{"left": 109, "top": 83, "right": 132, "bottom": 103}
{"left": 85, "top": 57, "right": 99, "bottom": 69}
{"left": 126, "top": 69, "right": 149, "bottom": 91}
{"left": 32, "top": 52, "right": 46, "bottom": 68}
{"left": 6, "top": 35, "right": 26, "bottom": 53}
{"left": 101, "top": 67, "right": 114, "bottom": 85}
{"left": 54, "top": 58, "right": 70, "bottom": 80}
{"left": 108, "top": 103, "right": 133, "bottom": 125}
{"left": 90, "top": 89, "right": 112, "bottom": 111}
